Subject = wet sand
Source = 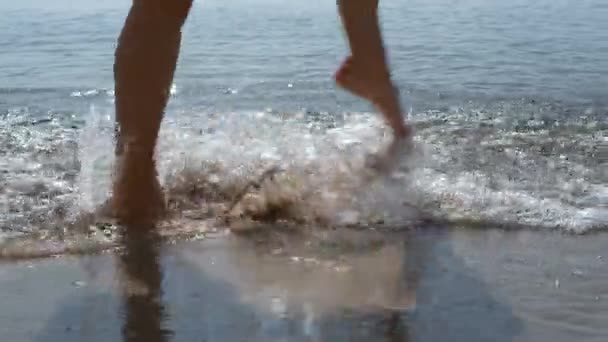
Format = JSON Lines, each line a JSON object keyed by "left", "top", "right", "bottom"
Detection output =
{"left": 0, "top": 227, "right": 607, "bottom": 342}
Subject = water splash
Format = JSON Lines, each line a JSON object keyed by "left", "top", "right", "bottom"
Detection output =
{"left": 1, "top": 103, "right": 606, "bottom": 259}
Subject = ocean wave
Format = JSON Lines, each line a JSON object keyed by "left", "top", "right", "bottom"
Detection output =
{"left": 1, "top": 104, "right": 606, "bottom": 259}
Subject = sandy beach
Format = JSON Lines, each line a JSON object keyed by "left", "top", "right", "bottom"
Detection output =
{"left": 1, "top": 227, "right": 606, "bottom": 342}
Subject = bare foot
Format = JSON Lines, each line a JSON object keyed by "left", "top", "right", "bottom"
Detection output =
{"left": 335, "top": 56, "right": 411, "bottom": 138}
{"left": 335, "top": 56, "right": 414, "bottom": 175}
{"left": 364, "top": 136, "right": 414, "bottom": 175}
{"left": 111, "top": 156, "right": 166, "bottom": 226}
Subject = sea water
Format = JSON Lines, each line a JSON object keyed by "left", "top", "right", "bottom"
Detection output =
{"left": 0, "top": 0, "right": 606, "bottom": 248}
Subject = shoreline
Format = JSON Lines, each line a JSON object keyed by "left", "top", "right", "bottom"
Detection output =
{"left": 1, "top": 226, "right": 607, "bottom": 341}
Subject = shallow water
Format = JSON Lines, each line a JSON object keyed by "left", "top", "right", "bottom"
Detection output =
{"left": 0, "top": 0, "right": 607, "bottom": 247}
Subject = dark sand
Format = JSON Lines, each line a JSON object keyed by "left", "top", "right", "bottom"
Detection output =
{"left": 0, "top": 227, "right": 606, "bottom": 342}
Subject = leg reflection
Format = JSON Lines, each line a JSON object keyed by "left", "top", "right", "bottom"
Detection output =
{"left": 385, "top": 312, "right": 409, "bottom": 342}
{"left": 118, "top": 228, "right": 171, "bottom": 342}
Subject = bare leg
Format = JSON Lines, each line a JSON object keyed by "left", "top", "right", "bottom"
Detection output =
{"left": 112, "top": 0, "right": 192, "bottom": 225}
{"left": 335, "top": 0, "right": 411, "bottom": 139}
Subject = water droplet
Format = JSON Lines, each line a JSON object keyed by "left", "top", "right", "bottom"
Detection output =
{"left": 338, "top": 210, "right": 359, "bottom": 225}
{"left": 334, "top": 265, "right": 351, "bottom": 273}
{"left": 303, "top": 257, "right": 319, "bottom": 265}
{"left": 270, "top": 296, "right": 287, "bottom": 316}
{"left": 72, "top": 280, "right": 86, "bottom": 288}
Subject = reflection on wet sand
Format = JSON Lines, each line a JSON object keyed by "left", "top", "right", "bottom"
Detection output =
{"left": 19, "top": 226, "right": 525, "bottom": 342}
{"left": 174, "top": 229, "right": 431, "bottom": 341}
{"left": 11, "top": 227, "right": 608, "bottom": 341}
{"left": 117, "top": 228, "right": 171, "bottom": 342}
{"left": 173, "top": 228, "right": 521, "bottom": 341}
{"left": 208, "top": 230, "right": 420, "bottom": 313}
{"left": 116, "top": 227, "right": 423, "bottom": 341}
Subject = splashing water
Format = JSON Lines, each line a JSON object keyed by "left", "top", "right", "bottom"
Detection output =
{"left": 77, "top": 103, "right": 607, "bottom": 233}
{"left": 1, "top": 99, "right": 606, "bottom": 258}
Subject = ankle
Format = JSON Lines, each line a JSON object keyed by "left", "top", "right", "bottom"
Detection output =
{"left": 344, "top": 55, "right": 390, "bottom": 80}
{"left": 394, "top": 125, "right": 412, "bottom": 139}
